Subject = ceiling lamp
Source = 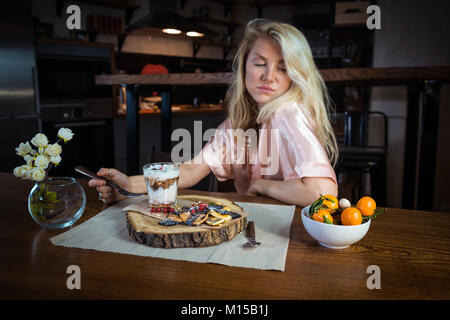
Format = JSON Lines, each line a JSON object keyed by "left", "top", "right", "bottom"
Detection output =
{"left": 186, "top": 31, "right": 204, "bottom": 37}
{"left": 162, "top": 28, "right": 182, "bottom": 34}
{"left": 129, "top": 11, "right": 217, "bottom": 38}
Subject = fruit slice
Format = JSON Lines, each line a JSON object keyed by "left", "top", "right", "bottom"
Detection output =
{"left": 205, "top": 217, "right": 225, "bottom": 226}
{"left": 209, "top": 210, "right": 232, "bottom": 221}
{"left": 193, "top": 212, "right": 209, "bottom": 226}
{"left": 179, "top": 213, "right": 189, "bottom": 223}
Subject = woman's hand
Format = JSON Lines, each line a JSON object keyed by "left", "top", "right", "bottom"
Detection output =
{"left": 88, "top": 168, "right": 132, "bottom": 204}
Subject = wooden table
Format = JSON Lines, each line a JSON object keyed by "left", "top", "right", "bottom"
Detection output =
{"left": 1, "top": 172, "right": 449, "bottom": 301}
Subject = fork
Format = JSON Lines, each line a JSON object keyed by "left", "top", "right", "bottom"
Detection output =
{"left": 74, "top": 165, "right": 146, "bottom": 197}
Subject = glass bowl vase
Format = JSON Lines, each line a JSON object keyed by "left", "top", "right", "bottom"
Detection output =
{"left": 28, "top": 177, "right": 86, "bottom": 229}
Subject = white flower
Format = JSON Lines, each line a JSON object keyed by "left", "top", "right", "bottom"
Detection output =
{"left": 29, "top": 167, "right": 45, "bottom": 182}
{"left": 13, "top": 165, "right": 32, "bottom": 179}
{"left": 31, "top": 133, "right": 48, "bottom": 148}
{"left": 15, "top": 142, "right": 32, "bottom": 156}
{"left": 50, "top": 155, "right": 62, "bottom": 166}
{"left": 58, "top": 128, "right": 74, "bottom": 142}
{"left": 34, "top": 154, "right": 50, "bottom": 169}
{"left": 30, "top": 149, "right": 37, "bottom": 157}
{"left": 45, "top": 143, "right": 62, "bottom": 157}
{"left": 24, "top": 154, "right": 34, "bottom": 166}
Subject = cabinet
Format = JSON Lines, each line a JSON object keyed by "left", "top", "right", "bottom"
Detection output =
{"left": 35, "top": 38, "right": 116, "bottom": 177}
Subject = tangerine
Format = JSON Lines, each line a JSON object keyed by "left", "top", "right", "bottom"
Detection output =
{"left": 356, "top": 196, "right": 377, "bottom": 216}
{"left": 341, "top": 207, "right": 362, "bottom": 226}
{"left": 312, "top": 209, "right": 334, "bottom": 224}
{"left": 321, "top": 194, "right": 339, "bottom": 210}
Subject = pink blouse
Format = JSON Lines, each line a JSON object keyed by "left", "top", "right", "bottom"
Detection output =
{"left": 202, "top": 101, "right": 337, "bottom": 194}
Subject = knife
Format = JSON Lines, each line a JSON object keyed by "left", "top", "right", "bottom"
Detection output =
{"left": 244, "top": 221, "right": 261, "bottom": 247}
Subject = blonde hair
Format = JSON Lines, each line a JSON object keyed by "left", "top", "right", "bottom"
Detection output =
{"left": 226, "top": 19, "right": 339, "bottom": 166}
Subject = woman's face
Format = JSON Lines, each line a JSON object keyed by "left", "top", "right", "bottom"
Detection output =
{"left": 245, "top": 37, "right": 292, "bottom": 107}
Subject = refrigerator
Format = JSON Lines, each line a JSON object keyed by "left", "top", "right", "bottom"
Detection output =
{"left": 0, "top": 0, "right": 40, "bottom": 172}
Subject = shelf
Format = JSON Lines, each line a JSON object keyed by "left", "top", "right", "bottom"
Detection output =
{"left": 115, "top": 106, "right": 227, "bottom": 119}
{"left": 321, "top": 66, "right": 450, "bottom": 85}
{"left": 96, "top": 67, "right": 450, "bottom": 86}
{"left": 36, "top": 38, "right": 114, "bottom": 61}
{"left": 56, "top": 0, "right": 139, "bottom": 25}
{"left": 96, "top": 72, "right": 233, "bottom": 85}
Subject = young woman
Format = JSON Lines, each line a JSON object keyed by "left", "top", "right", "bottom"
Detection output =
{"left": 89, "top": 19, "right": 339, "bottom": 207}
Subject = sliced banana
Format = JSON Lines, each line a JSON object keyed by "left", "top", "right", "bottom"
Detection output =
{"left": 179, "top": 213, "right": 189, "bottom": 223}
{"left": 168, "top": 214, "right": 182, "bottom": 223}
{"left": 210, "top": 210, "right": 232, "bottom": 221}
{"left": 206, "top": 217, "right": 225, "bottom": 226}
{"left": 193, "top": 212, "right": 209, "bottom": 226}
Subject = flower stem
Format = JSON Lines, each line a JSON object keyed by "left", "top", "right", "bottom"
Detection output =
{"left": 44, "top": 137, "right": 62, "bottom": 181}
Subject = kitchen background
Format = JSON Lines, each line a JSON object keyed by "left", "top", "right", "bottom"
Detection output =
{"left": 1, "top": 0, "right": 449, "bottom": 212}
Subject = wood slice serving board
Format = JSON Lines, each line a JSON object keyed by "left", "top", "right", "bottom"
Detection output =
{"left": 126, "top": 195, "right": 249, "bottom": 248}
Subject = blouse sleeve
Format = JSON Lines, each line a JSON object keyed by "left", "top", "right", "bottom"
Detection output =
{"left": 201, "top": 118, "right": 233, "bottom": 181}
{"left": 273, "top": 103, "right": 337, "bottom": 184}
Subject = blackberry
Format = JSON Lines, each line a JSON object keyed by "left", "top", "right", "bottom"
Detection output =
{"left": 158, "top": 219, "right": 177, "bottom": 226}
{"left": 230, "top": 212, "right": 241, "bottom": 219}
{"left": 185, "top": 217, "right": 195, "bottom": 226}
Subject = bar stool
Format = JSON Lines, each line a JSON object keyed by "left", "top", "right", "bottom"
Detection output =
{"left": 335, "top": 111, "right": 388, "bottom": 206}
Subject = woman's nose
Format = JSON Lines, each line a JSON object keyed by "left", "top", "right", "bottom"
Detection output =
{"left": 262, "top": 66, "right": 275, "bottom": 82}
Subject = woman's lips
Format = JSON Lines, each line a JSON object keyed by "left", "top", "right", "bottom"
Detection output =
{"left": 257, "top": 86, "right": 274, "bottom": 93}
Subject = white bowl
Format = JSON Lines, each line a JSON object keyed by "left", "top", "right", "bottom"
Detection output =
{"left": 301, "top": 205, "right": 371, "bottom": 249}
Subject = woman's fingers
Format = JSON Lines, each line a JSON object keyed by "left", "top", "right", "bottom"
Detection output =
{"left": 97, "top": 168, "right": 128, "bottom": 187}
{"left": 106, "top": 168, "right": 121, "bottom": 179}
{"left": 88, "top": 178, "right": 106, "bottom": 188}
{"left": 96, "top": 185, "right": 113, "bottom": 194}
{"left": 98, "top": 191, "right": 115, "bottom": 202}
{"left": 87, "top": 167, "right": 129, "bottom": 204}
{"left": 97, "top": 167, "right": 121, "bottom": 180}
{"left": 96, "top": 167, "right": 111, "bottom": 177}
{"left": 103, "top": 197, "right": 117, "bottom": 204}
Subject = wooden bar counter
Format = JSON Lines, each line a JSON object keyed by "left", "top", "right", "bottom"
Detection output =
{"left": 0, "top": 172, "right": 449, "bottom": 300}
{"left": 96, "top": 67, "right": 450, "bottom": 86}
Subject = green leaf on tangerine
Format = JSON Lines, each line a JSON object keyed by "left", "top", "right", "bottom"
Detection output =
{"left": 323, "top": 214, "right": 333, "bottom": 224}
